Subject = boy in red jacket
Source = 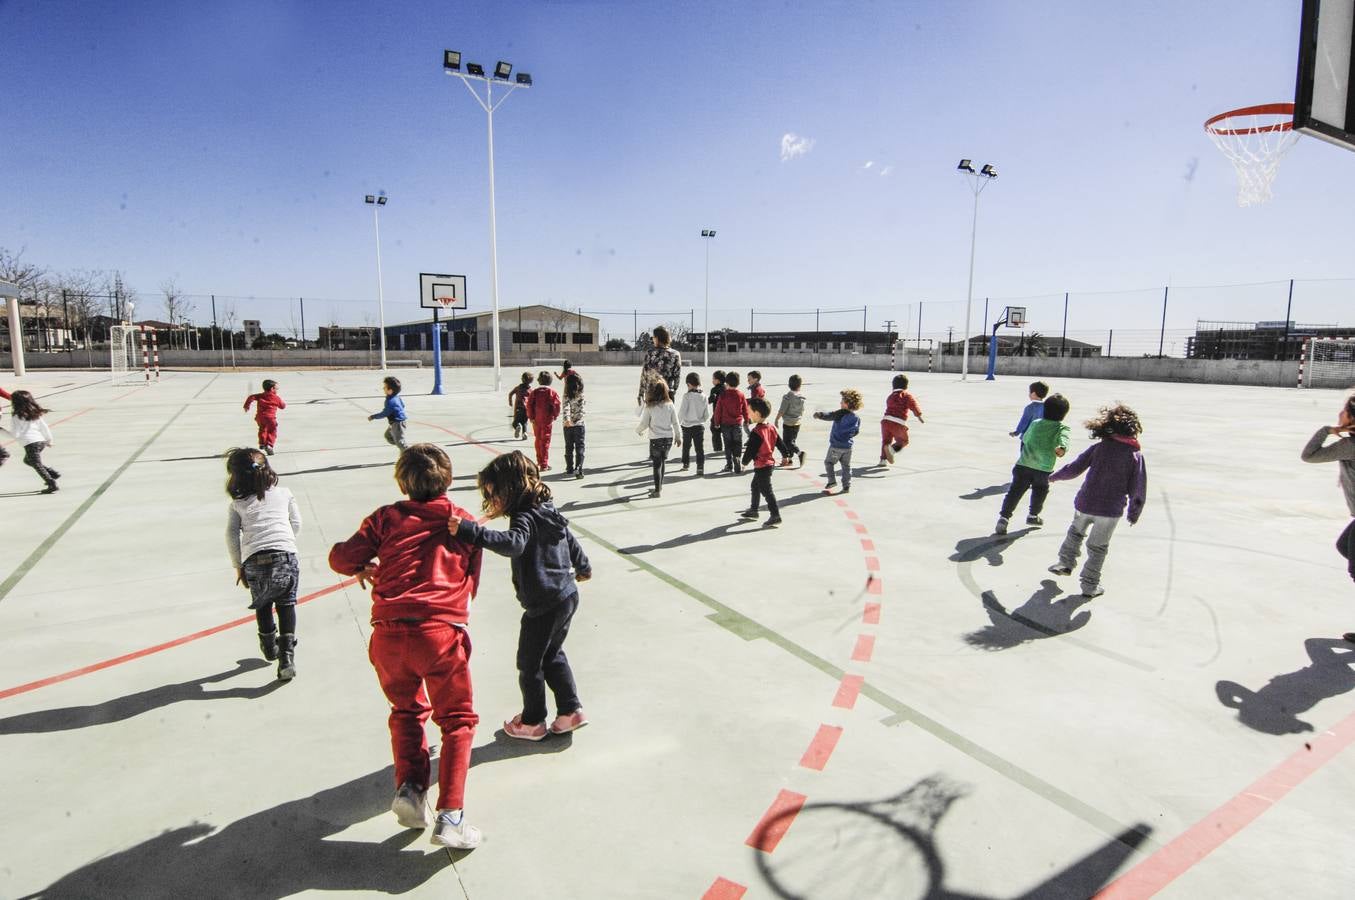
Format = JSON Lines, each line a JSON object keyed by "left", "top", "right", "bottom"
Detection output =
{"left": 525, "top": 371, "right": 561, "bottom": 471}
{"left": 739, "top": 397, "right": 782, "bottom": 526}
{"left": 880, "top": 374, "right": 924, "bottom": 465}
{"left": 243, "top": 379, "right": 286, "bottom": 456}
{"left": 714, "top": 371, "right": 750, "bottom": 473}
{"left": 327, "top": 443, "right": 485, "bottom": 851}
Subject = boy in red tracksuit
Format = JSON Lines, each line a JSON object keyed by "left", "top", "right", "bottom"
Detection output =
{"left": 880, "top": 374, "right": 924, "bottom": 465}
{"left": 526, "top": 371, "right": 561, "bottom": 471}
{"left": 244, "top": 380, "right": 286, "bottom": 456}
{"left": 714, "top": 371, "right": 750, "bottom": 473}
{"left": 739, "top": 397, "right": 781, "bottom": 526}
{"left": 328, "top": 443, "right": 485, "bottom": 850}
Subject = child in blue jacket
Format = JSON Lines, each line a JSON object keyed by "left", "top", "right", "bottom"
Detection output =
{"left": 369, "top": 376, "right": 409, "bottom": 452}
{"left": 813, "top": 389, "right": 863, "bottom": 495}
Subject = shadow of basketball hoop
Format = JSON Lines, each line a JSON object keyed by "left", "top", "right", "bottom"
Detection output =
{"left": 751, "top": 774, "right": 1151, "bottom": 900}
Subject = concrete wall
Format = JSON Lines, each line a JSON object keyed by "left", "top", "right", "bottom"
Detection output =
{"left": 1, "top": 347, "right": 1302, "bottom": 388}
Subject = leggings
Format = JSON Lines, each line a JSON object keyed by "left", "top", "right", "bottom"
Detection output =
{"left": 649, "top": 438, "right": 673, "bottom": 490}
{"left": 1338, "top": 519, "right": 1355, "bottom": 583}
{"left": 23, "top": 442, "right": 59, "bottom": 486}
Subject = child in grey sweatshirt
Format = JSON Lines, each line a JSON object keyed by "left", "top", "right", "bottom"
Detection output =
{"left": 1300, "top": 392, "right": 1355, "bottom": 641}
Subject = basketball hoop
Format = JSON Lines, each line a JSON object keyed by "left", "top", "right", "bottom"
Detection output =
{"left": 1204, "top": 103, "right": 1299, "bottom": 206}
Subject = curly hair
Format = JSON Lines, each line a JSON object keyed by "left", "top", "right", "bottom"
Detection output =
{"left": 840, "top": 389, "right": 864, "bottom": 412}
{"left": 225, "top": 447, "right": 278, "bottom": 500}
{"left": 1084, "top": 403, "right": 1143, "bottom": 439}
{"left": 476, "top": 450, "right": 552, "bottom": 518}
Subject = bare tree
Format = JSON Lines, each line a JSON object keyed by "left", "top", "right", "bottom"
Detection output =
{"left": 0, "top": 247, "right": 46, "bottom": 353}
{"left": 56, "top": 269, "right": 102, "bottom": 353}
{"left": 160, "top": 278, "right": 193, "bottom": 349}
{"left": 664, "top": 319, "right": 694, "bottom": 351}
{"left": 542, "top": 303, "right": 580, "bottom": 355}
{"left": 223, "top": 302, "right": 239, "bottom": 366}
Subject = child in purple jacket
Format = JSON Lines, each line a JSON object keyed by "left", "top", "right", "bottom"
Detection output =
{"left": 1046, "top": 404, "right": 1147, "bottom": 598}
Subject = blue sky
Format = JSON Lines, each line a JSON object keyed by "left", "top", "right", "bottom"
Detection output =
{"left": 2, "top": 0, "right": 1353, "bottom": 352}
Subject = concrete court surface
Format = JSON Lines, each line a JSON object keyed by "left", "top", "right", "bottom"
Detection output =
{"left": 0, "top": 363, "right": 1352, "bottom": 900}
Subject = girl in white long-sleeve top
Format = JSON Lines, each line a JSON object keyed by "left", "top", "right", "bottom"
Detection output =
{"left": 8, "top": 391, "right": 60, "bottom": 493}
{"left": 636, "top": 381, "right": 680, "bottom": 498}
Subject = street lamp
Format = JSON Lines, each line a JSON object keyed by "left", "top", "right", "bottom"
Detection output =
{"left": 444, "top": 47, "right": 533, "bottom": 392}
{"left": 701, "top": 229, "right": 716, "bottom": 366}
{"left": 364, "top": 191, "right": 389, "bottom": 371}
{"left": 957, "top": 158, "right": 997, "bottom": 381}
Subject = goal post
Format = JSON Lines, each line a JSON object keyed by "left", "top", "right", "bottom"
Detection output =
{"left": 109, "top": 325, "right": 139, "bottom": 384}
{"left": 1298, "top": 337, "right": 1355, "bottom": 389}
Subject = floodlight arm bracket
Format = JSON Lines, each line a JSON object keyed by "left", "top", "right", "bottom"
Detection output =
{"left": 457, "top": 75, "right": 491, "bottom": 112}
{"left": 489, "top": 82, "right": 522, "bottom": 112}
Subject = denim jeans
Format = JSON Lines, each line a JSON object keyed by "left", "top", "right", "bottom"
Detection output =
{"left": 824, "top": 446, "right": 853, "bottom": 488}
{"left": 517, "top": 593, "right": 581, "bottom": 726}
{"left": 1057, "top": 511, "right": 1121, "bottom": 590}
{"left": 721, "top": 425, "right": 743, "bottom": 470}
{"left": 1000, "top": 464, "right": 1051, "bottom": 519}
{"left": 243, "top": 550, "right": 299, "bottom": 633}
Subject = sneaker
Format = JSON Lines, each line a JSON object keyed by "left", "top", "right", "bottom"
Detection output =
{"left": 391, "top": 782, "right": 431, "bottom": 829}
{"left": 513, "top": 426, "right": 520, "bottom": 439}
{"left": 264, "top": 446, "right": 275, "bottom": 456}
{"left": 878, "top": 458, "right": 890, "bottom": 467}
{"left": 734, "top": 464, "right": 743, "bottom": 474}
{"left": 48, "top": 469, "right": 61, "bottom": 480}
{"left": 503, "top": 714, "right": 547, "bottom": 742}
{"left": 1026, "top": 515, "right": 1043, "bottom": 527}
{"left": 822, "top": 483, "right": 837, "bottom": 494}
{"left": 1047, "top": 564, "right": 1073, "bottom": 576}
{"left": 779, "top": 458, "right": 793, "bottom": 467}
{"left": 883, "top": 443, "right": 896, "bottom": 464}
{"left": 798, "top": 451, "right": 806, "bottom": 467}
{"left": 995, "top": 517, "right": 1009, "bottom": 535}
{"left": 575, "top": 469, "right": 584, "bottom": 480}
{"left": 720, "top": 465, "right": 733, "bottom": 473}
{"left": 42, "top": 483, "right": 59, "bottom": 494}
{"left": 648, "top": 488, "right": 662, "bottom": 498}
{"left": 564, "top": 467, "right": 575, "bottom": 476}
{"left": 540, "top": 465, "right": 551, "bottom": 472}
{"left": 841, "top": 486, "right": 850, "bottom": 494}
{"left": 739, "top": 508, "right": 758, "bottom": 519}
{"left": 1082, "top": 584, "right": 1105, "bottom": 599}
{"left": 764, "top": 515, "right": 783, "bottom": 527}
{"left": 696, "top": 468, "right": 704, "bottom": 476}
{"left": 548, "top": 709, "right": 589, "bottom": 735}
{"left": 431, "top": 809, "right": 482, "bottom": 850}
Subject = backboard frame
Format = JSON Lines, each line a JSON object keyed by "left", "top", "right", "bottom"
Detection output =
{"left": 1294, "top": 0, "right": 1355, "bottom": 151}
{"left": 419, "top": 273, "right": 468, "bottom": 310}
{"left": 1006, "top": 306, "right": 1027, "bottom": 328}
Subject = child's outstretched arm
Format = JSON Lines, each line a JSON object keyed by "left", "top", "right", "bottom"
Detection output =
{"left": 1126, "top": 457, "right": 1147, "bottom": 525}
{"left": 566, "top": 528, "right": 591, "bottom": 582}
{"left": 243, "top": 394, "right": 255, "bottom": 412}
{"left": 1049, "top": 445, "right": 1095, "bottom": 483}
{"left": 454, "top": 512, "right": 533, "bottom": 558}
{"left": 226, "top": 506, "right": 244, "bottom": 579}
{"left": 329, "top": 514, "right": 382, "bottom": 587}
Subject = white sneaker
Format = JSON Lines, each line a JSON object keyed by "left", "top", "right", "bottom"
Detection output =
{"left": 431, "top": 809, "right": 482, "bottom": 850}
{"left": 391, "top": 782, "right": 430, "bottom": 829}
{"left": 1082, "top": 584, "right": 1105, "bottom": 599}
{"left": 883, "top": 443, "right": 896, "bottom": 464}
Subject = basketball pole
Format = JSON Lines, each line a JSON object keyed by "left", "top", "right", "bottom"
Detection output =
{"left": 372, "top": 201, "right": 389, "bottom": 372}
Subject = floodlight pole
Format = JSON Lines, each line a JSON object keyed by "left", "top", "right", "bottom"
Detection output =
{"left": 958, "top": 164, "right": 996, "bottom": 381}
{"left": 447, "top": 63, "right": 529, "bottom": 393}
{"left": 702, "top": 230, "right": 715, "bottom": 367}
{"left": 369, "top": 198, "right": 389, "bottom": 371}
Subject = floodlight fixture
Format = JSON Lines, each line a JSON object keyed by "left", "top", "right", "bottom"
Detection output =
{"left": 377, "top": 195, "right": 388, "bottom": 206}
{"left": 980, "top": 163, "right": 997, "bottom": 178}
{"left": 364, "top": 195, "right": 376, "bottom": 204}
{"left": 466, "top": 62, "right": 485, "bottom": 76}
{"left": 515, "top": 72, "right": 532, "bottom": 86}
{"left": 443, "top": 50, "right": 462, "bottom": 72}
{"left": 701, "top": 229, "right": 711, "bottom": 237}
{"left": 957, "top": 159, "right": 975, "bottom": 173}
{"left": 494, "top": 61, "right": 512, "bottom": 80}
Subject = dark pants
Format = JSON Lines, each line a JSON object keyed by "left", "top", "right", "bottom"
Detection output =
{"left": 649, "top": 438, "right": 673, "bottom": 490}
{"left": 776, "top": 424, "right": 801, "bottom": 460}
{"left": 23, "top": 442, "right": 59, "bottom": 487}
{"left": 1000, "top": 464, "right": 1051, "bottom": 519}
{"left": 750, "top": 466, "right": 779, "bottom": 516}
{"left": 681, "top": 425, "right": 705, "bottom": 468}
{"left": 564, "top": 424, "right": 585, "bottom": 472}
{"left": 517, "top": 593, "right": 581, "bottom": 726}
{"left": 1338, "top": 519, "right": 1355, "bottom": 583}
{"left": 243, "top": 550, "right": 300, "bottom": 633}
{"left": 369, "top": 621, "right": 477, "bottom": 810}
{"left": 721, "top": 425, "right": 743, "bottom": 470}
{"left": 711, "top": 420, "right": 723, "bottom": 452}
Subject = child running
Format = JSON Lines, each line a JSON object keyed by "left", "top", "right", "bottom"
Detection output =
{"left": 1299, "top": 392, "right": 1355, "bottom": 642}
{"left": 879, "top": 374, "right": 924, "bottom": 465}
{"left": 1010, "top": 381, "right": 1049, "bottom": 438}
{"left": 450, "top": 451, "right": 592, "bottom": 741}
{"left": 8, "top": 391, "right": 60, "bottom": 493}
{"left": 774, "top": 374, "right": 807, "bottom": 467}
{"left": 713, "top": 371, "right": 749, "bottom": 473}
{"left": 225, "top": 448, "right": 302, "bottom": 680}
{"left": 526, "top": 372, "right": 561, "bottom": 471}
{"left": 243, "top": 379, "right": 286, "bottom": 456}
{"left": 637, "top": 381, "right": 680, "bottom": 497}
{"left": 368, "top": 376, "right": 409, "bottom": 452}
{"left": 562, "top": 372, "right": 586, "bottom": 480}
{"left": 678, "top": 371, "right": 709, "bottom": 474}
{"left": 1047, "top": 404, "right": 1147, "bottom": 599}
{"left": 814, "top": 389, "right": 862, "bottom": 495}
{"left": 740, "top": 397, "right": 782, "bottom": 526}
{"left": 0, "top": 385, "right": 9, "bottom": 469}
{"left": 707, "top": 371, "right": 726, "bottom": 455}
{"left": 508, "top": 371, "right": 534, "bottom": 441}
{"left": 996, "top": 393, "right": 1071, "bottom": 534}
{"left": 328, "top": 444, "right": 484, "bottom": 849}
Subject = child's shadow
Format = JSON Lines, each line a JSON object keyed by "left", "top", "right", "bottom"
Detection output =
{"left": 1215, "top": 638, "right": 1355, "bottom": 735}
{"left": 964, "top": 580, "right": 1092, "bottom": 650}
{"left": 959, "top": 483, "right": 1010, "bottom": 500}
{"left": 950, "top": 532, "right": 1032, "bottom": 569}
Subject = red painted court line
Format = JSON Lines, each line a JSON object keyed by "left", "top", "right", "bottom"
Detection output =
{"left": 866, "top": 576, "right": 883, "bottom": 595}
{"left": 863, "top": 556, "right": 880, "bottom": 572}
{"left": 860, "top": 538, "right": 875, "bottom": 552}
{"left": 0, "top": 578, "right": 356, "bottom": 701}
{"left": 799, "top": 724, "right": 844, "bottom": 771}
{"left": 852, "top": 522, "right": 868, "bottom": 535}
{"left": 746, "top": 789, "right": 808, "bottom": 853}
{"left": 843, "top": 510, "right": 859, "bottom": 521}
{"left": 1094, "top": 707, "right": 1355, "bottom": 898}
{"left": 832, "top": 674, "right": 865, "bottom": 709}
{"left": 702, "top": 877, "right": 747, "bottom": 900}
{"left": 833, "top": 498, "right": 849, "bottom": 507}
{"left": 863, "top": 602, "right": 881, "bottom": 624}
{"left": 851, "top": 634, "right": 876, "bottom": 662}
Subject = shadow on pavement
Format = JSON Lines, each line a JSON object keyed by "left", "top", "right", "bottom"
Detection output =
{"left": 1215, "top": 637, "right": 1355, "bottom": 735}
{"left": 964, "top": 581, "right": 1092, "bottom": 651}
{"left": 960, "top": 482, "right": 1010, "bottom": 500}
{"left": 470, "top": 728, "right": 573, "bottom": 767}
{"left": 950, "top": 532, "right": 1033, "bottom": 568}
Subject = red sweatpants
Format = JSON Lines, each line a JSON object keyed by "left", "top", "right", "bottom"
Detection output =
{"left": 881, "top": 420, "right": 909, "bottom": 457}
{"left": 368, "top": 621, "right": 478, "bottom": 811}
{"left": 532, "top": 420, "right": 554, "bottom": 468}
{"left": 256, "top": 417, "right": 278, "bottom": 448}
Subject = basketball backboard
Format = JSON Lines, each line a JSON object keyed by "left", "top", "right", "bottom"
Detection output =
{"left": 419, "top": 273, "right": 468, "bottom": 310}
{"left": 1007, "top": 307, "right": 1026, "bottom": 327}
{"left": 1295, "top": 0, "right": 1355, "bottom": 151}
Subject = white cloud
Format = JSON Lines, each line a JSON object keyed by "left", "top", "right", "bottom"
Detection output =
{"left": 862, "top": 161, "right": 875, "bottom": 170}
{"left": 879, "top": 165, "right": 894, "bottom": 177}
{"left": 780, "top": 133, "right": 815, "bottom": 162}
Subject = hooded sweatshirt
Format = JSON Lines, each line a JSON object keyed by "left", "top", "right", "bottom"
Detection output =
{"left": 1300, "top": 428, "right": 1355, "bottom": 516}
{"left": 328, "top": 495, "right": 482, "bottom": 625}
{"left": 244, "top": 390, "right": 286, "bottom": 422}
{"left": 457, "top": 501, "right": 591, "bottom": 616}
{"left": 1049, "top": 435, "right": 1147, "bottom": 523}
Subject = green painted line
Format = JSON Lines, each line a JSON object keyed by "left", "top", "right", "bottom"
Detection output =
{"left": 573, "top": 520, "right": 1154, "bottom": 851}
{"left": 0, "top": 375, "right": 218, "bottom": 604}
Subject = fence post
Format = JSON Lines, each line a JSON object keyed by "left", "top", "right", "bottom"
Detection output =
{"left": 1281, "top": 278, "right": 1294, "bottom": 360}
{"left": 1158, "top": 286, "right": 1169, "bottom": 357}
{"left": 1108, "top": 329, "right": 1113, "bottom": 357}
{"left": 1061, "top": 292, "right": 1068, "bottom": 357}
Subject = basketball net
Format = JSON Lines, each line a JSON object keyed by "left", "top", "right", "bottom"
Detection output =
{"left": 1204, "top": 103, "right": 1299, "bottom": 207}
